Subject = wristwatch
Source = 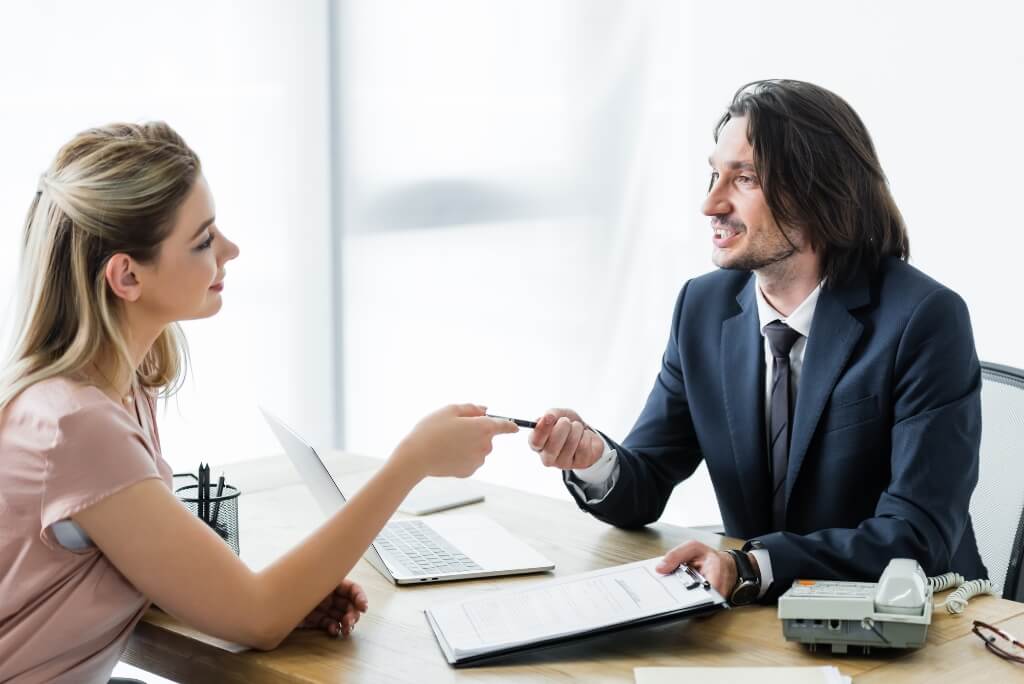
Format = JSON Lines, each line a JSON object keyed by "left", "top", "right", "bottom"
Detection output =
{"left": 727, "top": 549, "right": 760, "bottom": 606}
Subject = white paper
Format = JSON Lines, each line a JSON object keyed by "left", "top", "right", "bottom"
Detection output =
{"left": 635, "top": 666, "right": 851, "bottom": 684}
{"left": 426, "top": 557, "right": 726, "bottom": 661}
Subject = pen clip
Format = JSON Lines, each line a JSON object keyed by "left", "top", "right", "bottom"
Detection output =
{"left": 680, "top": 563, "right": 711, "bottom": 591}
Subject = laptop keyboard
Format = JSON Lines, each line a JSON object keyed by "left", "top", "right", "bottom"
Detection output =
{"left": 375, "top": 520, "right": 483, "bottom": 575}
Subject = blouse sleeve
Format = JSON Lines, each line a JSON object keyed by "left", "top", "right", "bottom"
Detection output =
{"left": 39, "top": 399, "right": 162, "bottom": 551}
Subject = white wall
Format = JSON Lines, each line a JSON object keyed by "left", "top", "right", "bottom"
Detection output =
{"left": 683, "top": 0, "right": 1024, "bottom": 371}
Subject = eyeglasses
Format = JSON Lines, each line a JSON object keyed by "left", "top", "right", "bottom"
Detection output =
{"left": 973, "top": 620, "right": 1024, "bottom": 664}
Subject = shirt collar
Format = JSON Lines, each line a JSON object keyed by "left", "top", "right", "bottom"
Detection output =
{"left": 754, "top": 276, "right": 823, "bottom": 339}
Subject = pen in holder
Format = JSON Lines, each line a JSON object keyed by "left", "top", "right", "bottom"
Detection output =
{"left": 173, "top": 470, "right": 241, "bottom": 555}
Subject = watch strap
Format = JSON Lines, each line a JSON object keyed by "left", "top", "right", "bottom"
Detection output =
{"left": 729, "top": 549, "right": 756, "bottom": 583}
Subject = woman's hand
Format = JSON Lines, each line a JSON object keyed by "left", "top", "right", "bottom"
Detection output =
{"left": 297, "top": 578, "right": 368, "bottom": 638}
{"left": 392, "top": 404, "right": 519, "bottom": 479}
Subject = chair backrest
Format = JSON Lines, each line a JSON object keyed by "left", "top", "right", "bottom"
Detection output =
{"left": 970, "top": 362, "right": 1024, "bottom": 601}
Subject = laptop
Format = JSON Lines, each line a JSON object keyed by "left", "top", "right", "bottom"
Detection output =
{"left": 261, "top": 409, "right": 555, "bottom": 584}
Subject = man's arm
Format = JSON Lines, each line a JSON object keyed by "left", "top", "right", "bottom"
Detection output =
{"left": 563, "top": 283, "right": 705, "bottom": 527}
{"left": 752, "top": 287, "right": 982, "bottom": 601}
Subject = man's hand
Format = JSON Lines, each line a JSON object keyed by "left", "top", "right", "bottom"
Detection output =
{"left": 297, "top": 578, "right": 368, "bottom": 638}
{"left": 656, "top": 540, "right": 740, "bottom": 599}
{"left": 528, "top": 408, "right": 605, "bottom": 470}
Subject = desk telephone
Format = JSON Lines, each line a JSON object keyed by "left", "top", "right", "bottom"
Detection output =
{"left": 778, "top": 558, "right": 995, "bottom": 654}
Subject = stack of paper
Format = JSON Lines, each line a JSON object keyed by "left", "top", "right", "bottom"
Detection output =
{"left": 635, "top": 666, "right": 851, "bottom": 684}
{"left": 425, "top": 558, "right": 728, "bottom": 665}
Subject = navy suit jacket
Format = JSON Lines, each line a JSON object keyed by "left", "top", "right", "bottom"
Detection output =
{"left": 566, "top": 257, "right": 985, "bottom": 601}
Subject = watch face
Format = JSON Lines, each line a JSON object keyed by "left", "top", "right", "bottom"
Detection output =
{"left": 730, "top": 581, "right": 758, "bottom": 606}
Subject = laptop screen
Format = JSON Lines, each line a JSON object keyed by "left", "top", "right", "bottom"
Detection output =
{"left": 260, "top": 408, "right": 349, "bottom": 516}
{"left": 260, "top": 407, "right": 402, "bottom": 578}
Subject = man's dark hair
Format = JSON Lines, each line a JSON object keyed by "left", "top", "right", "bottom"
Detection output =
{"left": 715, "top": 79, "right": 909, "bottom": 287}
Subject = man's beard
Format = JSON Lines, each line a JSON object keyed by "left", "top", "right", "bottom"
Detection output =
{"left": 720, "top": 242, "right": 796, "bottom": 272}
{"left": 714, "top": 220, "right": 799, "bottom": 272}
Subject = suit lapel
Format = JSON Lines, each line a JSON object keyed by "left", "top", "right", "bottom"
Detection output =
{"left": 785, "top": 278, "right": 869, "bottom": 508}
{"left": 721, "top": 276, "right": 770, "bottom": 532}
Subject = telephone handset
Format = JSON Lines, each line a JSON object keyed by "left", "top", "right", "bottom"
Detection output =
{"left": 778, "top": 558, "right": 994, "bottom": 654}
{"left": 874, "top": 558, "right": 929, "bottom": 615}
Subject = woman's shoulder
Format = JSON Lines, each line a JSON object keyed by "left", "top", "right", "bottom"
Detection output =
{"left": 5, "top": 377, "right": 125, "bottom": 435}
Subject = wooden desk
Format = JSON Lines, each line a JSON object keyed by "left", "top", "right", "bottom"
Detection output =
{"left": 125, "top": 453, "right": 1024, "bottom": 683}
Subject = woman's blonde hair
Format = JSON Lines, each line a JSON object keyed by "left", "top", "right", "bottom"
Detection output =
{"left": 0, "top": 122, "right": 200, "bottom": 409}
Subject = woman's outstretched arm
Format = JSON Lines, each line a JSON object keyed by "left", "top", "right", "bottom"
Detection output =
{"left": 74, "top": 404, "right": 518, "bottom": 650}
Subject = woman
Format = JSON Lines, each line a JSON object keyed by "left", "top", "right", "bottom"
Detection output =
{"left": 0, "top": 122, "right": 518, "bottom": 683}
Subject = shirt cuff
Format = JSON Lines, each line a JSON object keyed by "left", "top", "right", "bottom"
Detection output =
{"left": 750, "top": 548, "right": 774, "bottom": 598}
{"left": 564, "top": 435, "right": 620, "bottom": 504}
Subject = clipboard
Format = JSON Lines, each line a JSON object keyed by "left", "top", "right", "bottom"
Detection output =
{"left": 424, "top": 558, "right": 729, "bottom": 666}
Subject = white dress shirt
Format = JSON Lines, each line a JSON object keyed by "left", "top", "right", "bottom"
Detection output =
{"left": 568, "top": 277, "right": 823, "bottom": 597}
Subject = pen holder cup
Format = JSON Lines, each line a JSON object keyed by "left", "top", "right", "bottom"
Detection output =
{"left": 173, "top": 475, "right": 241, "bottom": 556}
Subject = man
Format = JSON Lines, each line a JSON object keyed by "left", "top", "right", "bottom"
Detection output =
{"left": 529, "top": 79, "right": 985, "bottom": 604}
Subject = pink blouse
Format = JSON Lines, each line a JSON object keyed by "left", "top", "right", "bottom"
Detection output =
{"left": 0, "top": 377, "right": 172, "bottom": 683}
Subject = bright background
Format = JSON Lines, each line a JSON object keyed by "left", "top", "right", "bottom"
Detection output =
{"left": 2, "top": 0, "right": 1022, "bottom": 530}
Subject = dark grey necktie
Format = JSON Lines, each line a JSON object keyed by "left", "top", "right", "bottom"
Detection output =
{"left": 765, "top": 320, "right": 802, "bottom": 531}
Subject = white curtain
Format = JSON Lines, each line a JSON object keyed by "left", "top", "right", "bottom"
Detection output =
{"left": 335, "top": 0, "right": 719, "bottom": 521}
{"left": 0, "top": 1, "right": 335, "bottom": 473}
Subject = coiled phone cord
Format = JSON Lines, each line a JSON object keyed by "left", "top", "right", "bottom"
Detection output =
{"left": 927, "top": 572, "right": 996, "bottom": 615}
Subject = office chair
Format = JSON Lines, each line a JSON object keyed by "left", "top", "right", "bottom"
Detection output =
{"left": 969, "top": 361, "right": 1024, "bottom": 602}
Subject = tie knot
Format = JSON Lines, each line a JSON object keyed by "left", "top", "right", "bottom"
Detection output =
{"left": 764, "top": 320, "right": 802, "bottom": 359}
